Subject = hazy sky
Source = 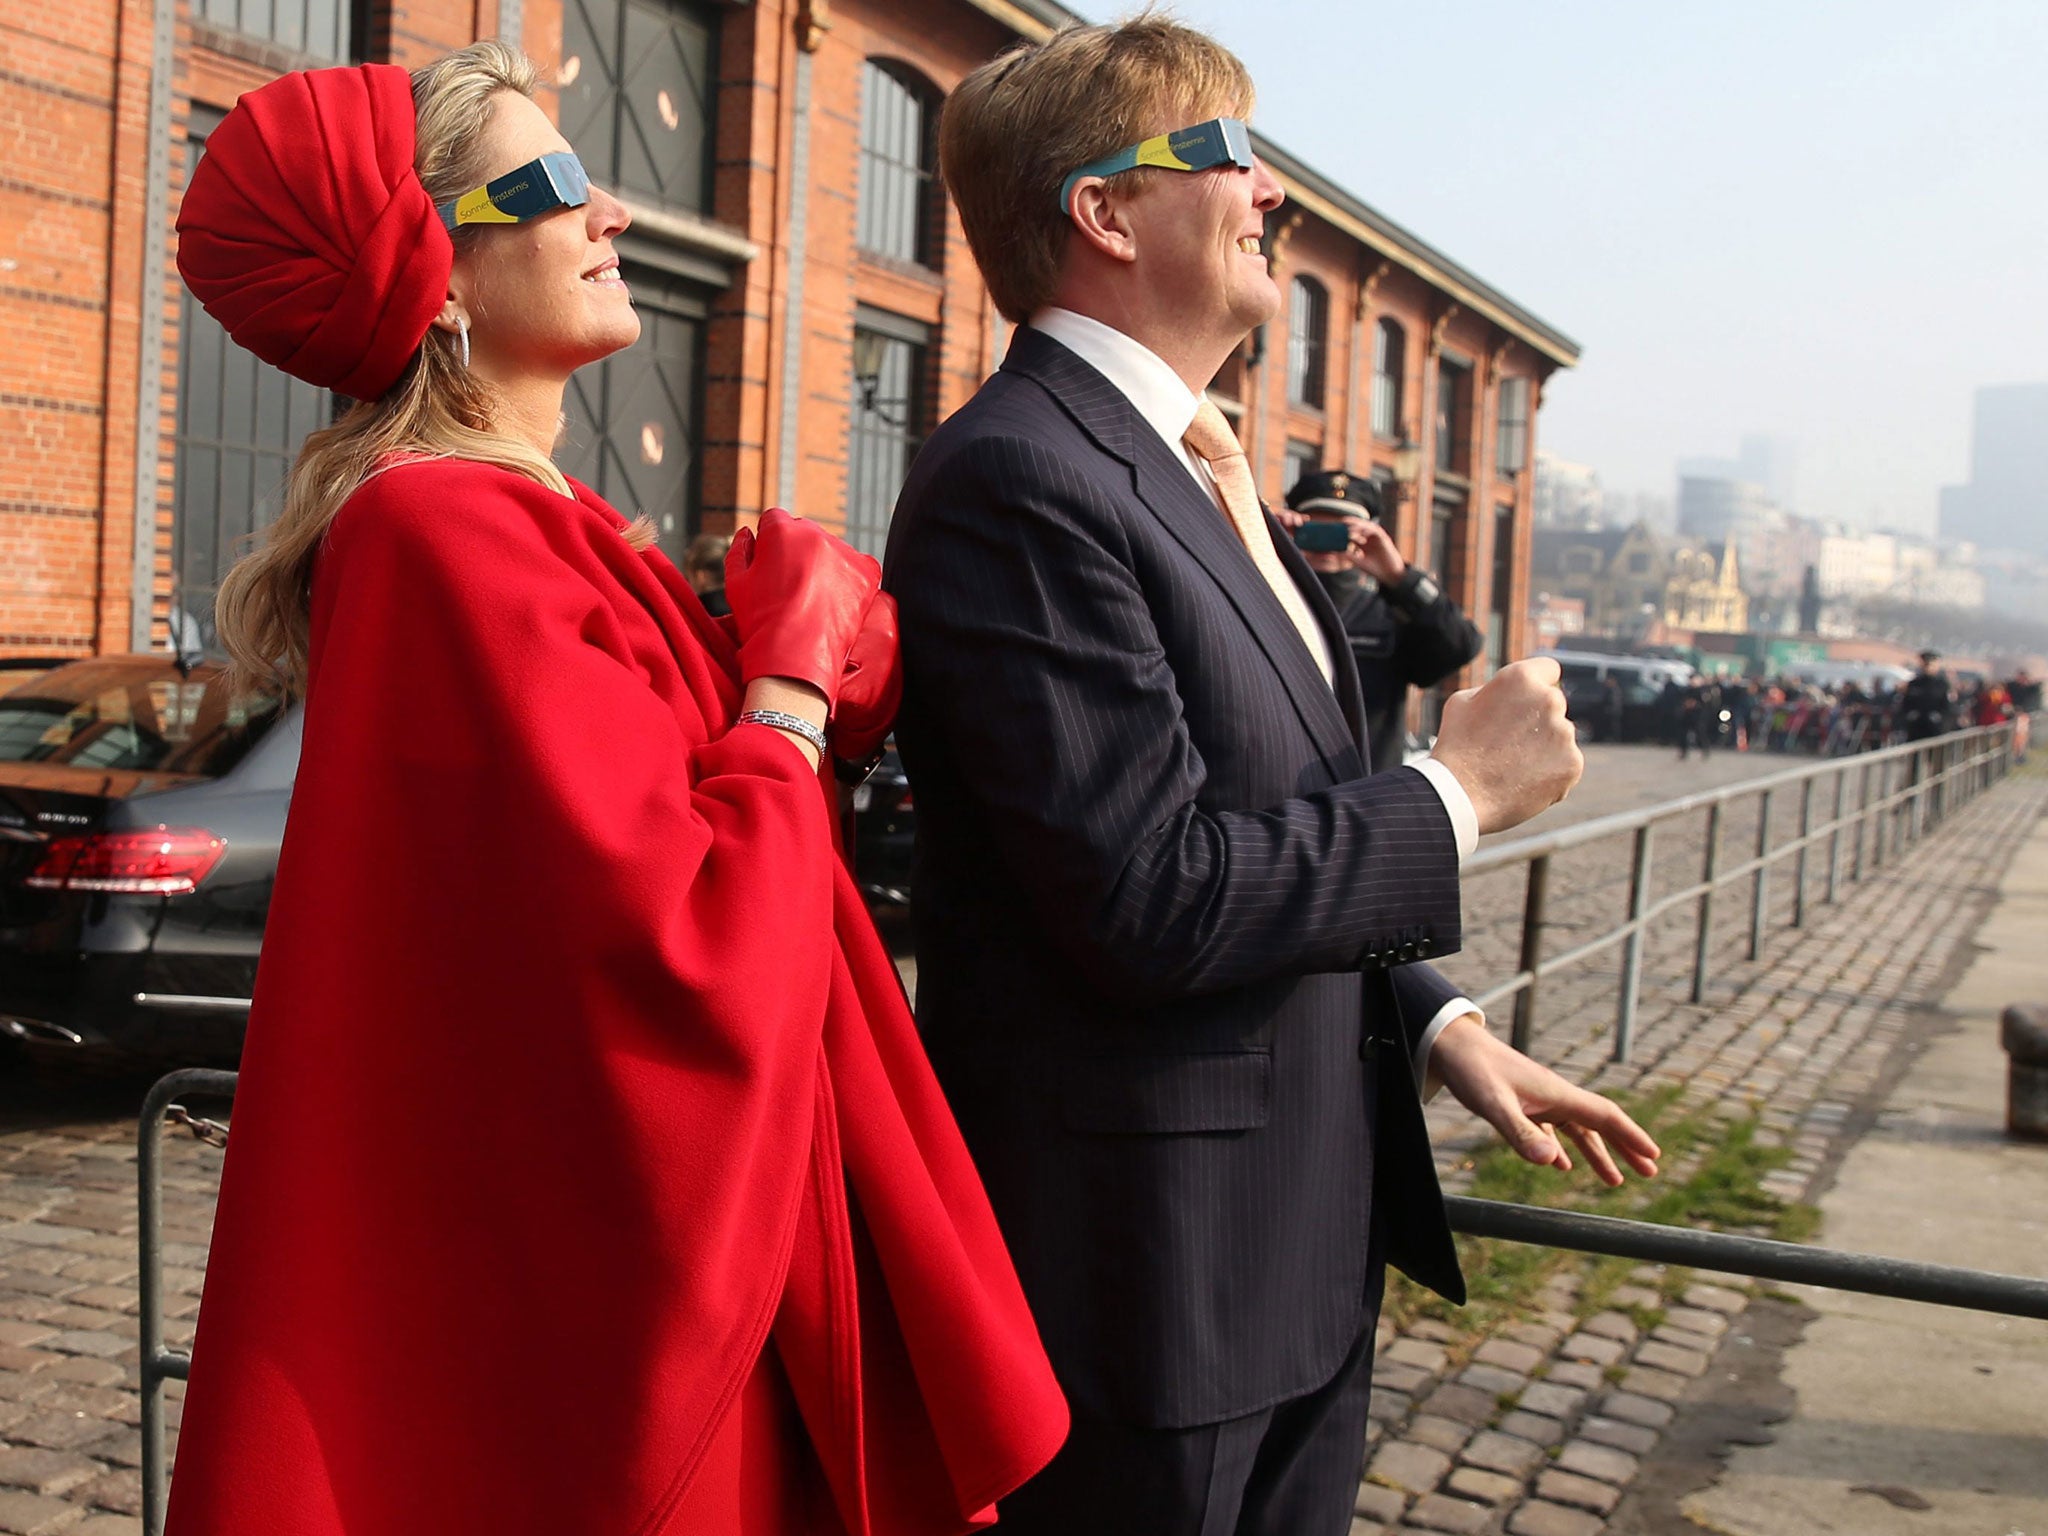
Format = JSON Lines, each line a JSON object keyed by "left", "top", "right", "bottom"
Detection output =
{"left": 1154, "top": 0, "right": 2048, "bottom": 534}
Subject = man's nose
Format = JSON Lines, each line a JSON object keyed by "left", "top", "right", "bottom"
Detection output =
{"left": 1249, "top": 156, "right": 1284, "bottom": 212}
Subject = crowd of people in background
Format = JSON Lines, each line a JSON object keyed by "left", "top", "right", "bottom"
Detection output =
{"left": 1655, "top": 651, "right": 2040, "bottom": 763}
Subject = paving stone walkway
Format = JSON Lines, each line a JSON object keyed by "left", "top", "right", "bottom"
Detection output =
{"left": 1353, "top": 764, "right": 2046, "bottom": 1535}
{"left": 0, "top": 759, "right": 2035, "bottom": 1536}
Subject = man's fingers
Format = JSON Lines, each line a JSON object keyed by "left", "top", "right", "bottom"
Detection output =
{"left": 1557, "top": 1088, "right": 1662, "bottom": 1164}
{"left": 1495, "top": 1103, "right": 1563, "bottom": 1169}
{"left": 1563, "top": 1124, "right": 1624, "bottom": 1187}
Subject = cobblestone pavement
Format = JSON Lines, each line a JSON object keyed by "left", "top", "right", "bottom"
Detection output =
{"left": 0, "top": 746, "right": 2031, "bottom": 1535}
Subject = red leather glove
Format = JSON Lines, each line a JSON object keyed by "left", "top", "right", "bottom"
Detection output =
{"left": 724, "top": 508, "right": 881, "bottom": 710}
{"left": 829, "top": 591, "right": 902, "bottom": 763}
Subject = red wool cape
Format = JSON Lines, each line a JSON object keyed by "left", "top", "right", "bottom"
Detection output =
{"left": 165, "top": 459, "right": 1067, "bottom": 1536}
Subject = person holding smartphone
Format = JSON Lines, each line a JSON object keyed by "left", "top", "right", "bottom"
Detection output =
{"left": 1283, "top": 468, "right": 1485, "bottom": 773}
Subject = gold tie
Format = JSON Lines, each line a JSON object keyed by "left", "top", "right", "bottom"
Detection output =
{"left": 1183, "top": 400, "right": 1333, "bottom": 683}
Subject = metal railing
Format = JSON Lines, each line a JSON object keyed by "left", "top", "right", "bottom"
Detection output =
{"left": 139, "top": 1068, "right": 236, "bottom": 1536}
{"left": 1445, "top": 1197, "right": 2048, "bottom": 1319}
{"left": 1468, "top": 721, "right": 2022, "bottom": 1056}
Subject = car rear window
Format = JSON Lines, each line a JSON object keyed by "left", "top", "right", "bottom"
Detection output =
{"left": 0, "top": 658, "right": 283, "bottom": 778}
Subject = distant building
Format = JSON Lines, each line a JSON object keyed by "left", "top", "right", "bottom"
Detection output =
{"left": 1530, "top": 523, "right": 1669, "bottom": 635}
{"left": 1939, "top": 383, "right": 2048, "bottom": 557}
{"left": 1737, "top": 433, "right": 1798, "bottom": 508}
{"left": 1525, "top": 591, "right": 1586, "bottom": 652}
{"left": 1816, "top": 527, "right": 1899, "bottom": 599}
{"left": 1677, "top": 475, "right": 1791, "bottom": 594}
{"left": 1534, "top": 451, "right": 1605, "bottom": 529}
{"left": 1664, "top": 543, "right": 1747, "bottom": 634}
{"left": 1902, "top": 563, "right": 1987, "bottom": 611}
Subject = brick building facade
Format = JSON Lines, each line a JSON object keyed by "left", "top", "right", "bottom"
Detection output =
{"left": 1, "top": 0, "right": 1577, "bottom": 686}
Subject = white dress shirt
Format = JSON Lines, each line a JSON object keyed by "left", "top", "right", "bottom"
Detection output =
{"left": 1029, "top": 307, "right": 1484, "bottom": 1086}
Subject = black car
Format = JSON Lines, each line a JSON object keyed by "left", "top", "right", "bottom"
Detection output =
{"left": 0, "top": 655, "right": 293, "bottom": 1067}
{"left": 1553, "top": 657, "right": 1688, "bottom": 744}
{"left": 846, "top": 744, "right": 914, "bottom": 947}
{"left": 2, "top": 655, "right": 922, "bottom": 1066}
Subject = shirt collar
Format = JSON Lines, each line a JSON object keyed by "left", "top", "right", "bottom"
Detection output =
{"left": 1029, "top": 307, "right": 1204, "bottom": 458}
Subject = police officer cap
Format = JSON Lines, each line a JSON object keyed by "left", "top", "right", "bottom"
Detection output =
{"left": 1286, "top": 468, "right": 1383, "bottom": 521}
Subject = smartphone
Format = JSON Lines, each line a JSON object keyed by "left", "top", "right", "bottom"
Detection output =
{"left": 1291, "top": 521, "right": 1351, "bottom": 554}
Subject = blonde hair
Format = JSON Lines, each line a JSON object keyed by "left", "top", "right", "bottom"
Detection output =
{"left": 214, "top": 40, "right": 651, "bottom": 697}
{"left": 939, "top": 14, "right": 1254, "bottom": 323}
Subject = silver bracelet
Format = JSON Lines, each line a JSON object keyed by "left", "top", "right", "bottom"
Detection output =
{"left": 736, "top": 708, "right": 828, "bottom": 756}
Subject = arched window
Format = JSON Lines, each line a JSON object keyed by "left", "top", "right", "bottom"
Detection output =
{"left": 1370, "top": 317, "right": 1404, "bottom": 440}
{"left": 1286, "top": 276, "right": 1327, "bottom": 409}
{"left": 858, "top": 60, "right": 942, "bottom": 268}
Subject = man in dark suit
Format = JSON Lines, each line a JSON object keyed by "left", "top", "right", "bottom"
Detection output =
{"left": 1283, "top": 468, "right": 1485, "bottom": 773}
{"left": 883, "top": 19, "right": 1659, "bottom": 1535}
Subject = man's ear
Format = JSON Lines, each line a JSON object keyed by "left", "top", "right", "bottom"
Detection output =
{"left": 1066, "top": 181, "right": 1139, "bottom": 265}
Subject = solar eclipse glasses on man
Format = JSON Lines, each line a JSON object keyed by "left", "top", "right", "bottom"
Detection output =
{"left": 437, "top": 151, "right": 592, "bottom": 231}
{"left": 1059, "top": 117, "right": 1256, "bottom": 216}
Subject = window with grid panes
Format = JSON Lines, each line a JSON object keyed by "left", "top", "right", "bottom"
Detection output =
{"left": 1435, "top": 360, "right": 1467, "bottom": 473}
{"left": 558, "top": 0, "right": 718, "bottom": 214}
{"left": 1496, "top": 376, "right": 1529, "bottom": 475}
{"left": 1370, "top": 318, "right": 1404, "bottom": 440}
{"left": 845, "top": 310, "right": 929, "bottom": 558}
{"left": 1286, "top": 277, "right": 1327, "bottom": 409}
{"left": 194, "top": 0, "right": 349, "bottom": 60}
{"left": 858, "top": 61, "right": 941, "bottom": 267}
{"left": 171, "top": 111, "right": 337, "bottom": 648}
{"left": 1283, "top": 439, "right": 1320, "bottom": 501}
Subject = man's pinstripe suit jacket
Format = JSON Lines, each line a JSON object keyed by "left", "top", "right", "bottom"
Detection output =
{"left": 883, "top": 326, "right": 1468, "bottom": 1431}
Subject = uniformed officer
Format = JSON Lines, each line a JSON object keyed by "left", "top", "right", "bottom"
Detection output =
{"left": 1284, "top": 468, "right": 1485, "bottom": 774}
{"left": 1896, "top": 649, "right": 1954, "bottom": 742}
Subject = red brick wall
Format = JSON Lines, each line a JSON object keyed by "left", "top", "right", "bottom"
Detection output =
{"left": 0, "top": 0, "right": 122, "bottom": 652}
{"left": 0, "top": 0, "right": 1557, "bottom": 667}
{"left": 714, "top": 0, "right": 1010, "bottom": 538}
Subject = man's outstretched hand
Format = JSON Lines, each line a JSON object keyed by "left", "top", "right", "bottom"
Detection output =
{"left": 1429, "top": 1014, "right": 1661, "bottom": 1186}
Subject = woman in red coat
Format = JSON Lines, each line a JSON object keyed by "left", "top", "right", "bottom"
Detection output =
{"left": 167, "top": 44, "right": 1065, "bottom": 1536}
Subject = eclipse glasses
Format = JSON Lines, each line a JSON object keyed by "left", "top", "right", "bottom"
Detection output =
{"left": 1059, "top": 118, "right": 1255, "bottom": 216}
{"left": 437, "top": 151, "right": 593, "bottom": 231}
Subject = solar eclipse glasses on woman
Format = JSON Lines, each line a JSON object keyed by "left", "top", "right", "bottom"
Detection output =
{"left": 1059, "top": 118, "right": 1255, "bottom": 216}
{"left": 437, "top": 151, "right": 592, "bottom": 231}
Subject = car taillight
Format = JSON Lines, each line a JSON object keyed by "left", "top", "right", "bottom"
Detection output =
{"left": 25, "top": 827, "right": 227, "bottom": 895}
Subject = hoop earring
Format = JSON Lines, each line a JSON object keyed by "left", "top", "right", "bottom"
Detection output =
{"left": 456, "top": 316, "right": 471, "bottom": 370}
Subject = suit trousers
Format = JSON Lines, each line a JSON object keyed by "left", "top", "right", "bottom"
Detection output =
{"left": 991, "top": 1241, "right": 1386, "bottom": 1536}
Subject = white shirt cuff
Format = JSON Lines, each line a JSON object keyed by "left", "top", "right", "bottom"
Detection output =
{"left": 1414, "top": 997, "right": 1481, "bottom": 1101}
{"left": 1412, "top": 756, "right": 1479, "bottom": 861}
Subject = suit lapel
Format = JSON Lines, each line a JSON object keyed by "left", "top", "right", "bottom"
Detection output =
{"left": 1277, "top": 532, "right": 1369, "bottom": 757}
{"left": 1003, "top": 328, "right": 1361, "bottom": 774}
{"left": 1127, "top": 428, "right": 1361, "bottom": 776}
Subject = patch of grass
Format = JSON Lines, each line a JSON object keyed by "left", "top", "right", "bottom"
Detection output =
{"left": 1386, "top": 1083, "right": 1822, "bottom": 1344}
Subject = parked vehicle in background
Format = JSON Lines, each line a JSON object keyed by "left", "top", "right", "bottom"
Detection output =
{"left": 0, "top": 655, "right": 292, "bottom": 1067}
{"left": 847, "top": 744, "right": 914, "bottom": 949}
{"left": 1542, "top": 649, "right": 1693, "bottom": 743}
{"left": 2, "top": 655, "right": 922, "bottom": 1067}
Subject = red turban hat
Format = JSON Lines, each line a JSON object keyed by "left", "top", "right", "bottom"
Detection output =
{"left": 176, "top": 63, "right": 453, "bottom": 400}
